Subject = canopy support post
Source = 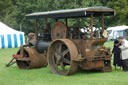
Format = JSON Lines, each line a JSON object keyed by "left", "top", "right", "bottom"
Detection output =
{"left": 65, "top": 18, "right": 68, "bottom": 27}
{"left": 101, "top": 14, "right": 104, "bottom": 33}
{"left": 35, "top": 19, "right": 38, "bottom": 36}
{"left": 55, "top": 18, "right": 58, "bottom": 22}
{"left": 90, "top": 14, "right": 93, "bottom": 38}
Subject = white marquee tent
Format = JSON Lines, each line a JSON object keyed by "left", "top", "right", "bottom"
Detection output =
{"left": 0, "top": 22, "right": 25, "bottom": 48}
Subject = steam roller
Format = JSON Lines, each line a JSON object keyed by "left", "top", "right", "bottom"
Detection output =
{"left": 6, "top": 33, "right": 48, "bottom": 69}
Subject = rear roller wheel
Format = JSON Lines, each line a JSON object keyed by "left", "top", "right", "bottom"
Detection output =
{"left": 48, "top": 39, "right": 78, "bottom": 75}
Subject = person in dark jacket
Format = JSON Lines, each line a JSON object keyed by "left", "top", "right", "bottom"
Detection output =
{"left": 112, "top": 40, "right": 123, "bottom": 70}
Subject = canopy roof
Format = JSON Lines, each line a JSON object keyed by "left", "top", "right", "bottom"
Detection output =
{"left": 26, "top": 6, "right": 115, "bottom": 19}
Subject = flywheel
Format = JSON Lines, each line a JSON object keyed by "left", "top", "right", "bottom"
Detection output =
{"left": 51, "top": 22, "right": 67, "bottom": 40}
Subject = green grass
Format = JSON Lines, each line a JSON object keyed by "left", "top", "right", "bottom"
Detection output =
{"left": 0, "top": 42, "right": 128, "bottom": 85}
{"left": 104, "top": 41, "right": 114, "bottom": 51}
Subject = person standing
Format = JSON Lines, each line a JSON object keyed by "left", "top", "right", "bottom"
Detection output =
{"left": 112, "top": 40, "right": 122, "bottom": 70}
{"left": 119, "top": 37, "right": 128, "bottom": 72}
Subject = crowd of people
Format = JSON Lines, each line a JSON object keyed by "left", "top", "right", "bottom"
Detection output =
{"left": 112, "top": 37, "right": 128, "bottom": 72}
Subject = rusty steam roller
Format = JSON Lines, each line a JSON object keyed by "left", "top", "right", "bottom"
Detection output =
{"left": 6, "top": 30, "right": 50, "bottom": 69}
{"left": 13, "top": 27, "right": 51, "bottom": 69}
{"left": 16, "top": 6, "right": 115, "bottom": 75}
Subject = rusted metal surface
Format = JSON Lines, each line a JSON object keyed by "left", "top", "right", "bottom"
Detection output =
{"left": 27, "top": 33, "right": 36, "bottom": 46}
{"left": 51, "top": 22, "right": 67, "bottom": 40}
{"left": 80, "top": 61, "right": 104, "bottom": 70}
{"left": 47, "top": 39, "right": 78, "bottom": 75}
{"left": 47, "top": 21, "right": 112, "bottom": 75}
{"left": 72, "top": 38, "right": 112, "bottom": 71}
{"left": 15, "top": 47, "right": 47, "bottom": 69}
{"left": 6, "top": 33, "right": 36, "bottom": 67}
{"left": 7, "top": 28, "right": 50, "bottom": 69}
{"left": 7, "top": 32, "right": 48, "bottom": 69}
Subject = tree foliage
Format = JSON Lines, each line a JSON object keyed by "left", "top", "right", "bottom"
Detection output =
{"left": 107, "top": 0, "right": 128, "bottom": 25}
{"left": 0, "top": 0, "right": 17, "bottom": 27}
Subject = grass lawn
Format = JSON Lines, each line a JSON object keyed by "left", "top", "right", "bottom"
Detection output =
{"left": 0, "top": 41, "right": 128, "bottom": 85}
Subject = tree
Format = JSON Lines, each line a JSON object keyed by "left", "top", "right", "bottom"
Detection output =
{"left": 0, "top": 0, "right": 17, "bottom": 28}
{"left": 107, "top": 0, "right": 128, "bottom": 26}
{"left": 0, "top": 0, "right": 105, "bottom": 33}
